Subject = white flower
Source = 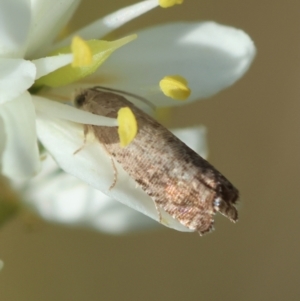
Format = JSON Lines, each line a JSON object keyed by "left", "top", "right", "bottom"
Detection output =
{"left": 2, "top": 0, "right": 256, "bottom": 234}
{"left": 0, "top": 0, "right": 80, "bottom": 179}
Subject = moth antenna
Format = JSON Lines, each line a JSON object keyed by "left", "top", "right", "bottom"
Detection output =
{"left": 91, "top": 86, "right": 156, "bottom": 111}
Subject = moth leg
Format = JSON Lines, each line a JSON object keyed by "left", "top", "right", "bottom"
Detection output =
{"left": 101, "top": 143, "right": 118, "bottom": 190}
{"left": 73, "top": 125, "right": 89, "bottom": 155}
{"left": 154, "top": 202, "right": 162, "bottom": 224}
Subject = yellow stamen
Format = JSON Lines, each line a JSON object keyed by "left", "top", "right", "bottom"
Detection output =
{"left": 159, "top": 75, "right": 191, "bottom": 100}
{"left": 159, "top": 0, "right": 184, "bottom": 8}
{"left": 117, "top": 107, "right": 138, "bottom": 147}
{"left": 71, "top": 36, "right": 93, "bottom": 67}
{"left": 34, "top": 35, "right": 136, "bottom": 88}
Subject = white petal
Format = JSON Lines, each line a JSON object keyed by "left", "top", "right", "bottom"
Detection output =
{"left": 0, "top": 58, "right": 36, "bottom": 104}
{"left": 0, "top": 0, "right": 31, "bottom": 57}
{"left": 0, "top": 92, "right": 40, "bottom": 180}
{"left": 32, "top": 96, "right": 117, "bottom": 126}
{"left": 32, "top": 54, "right": 73, "bottom": 79}
{"left": 19, "top": 155, "right": 158, "bottom": 234}
{"left": 96, "top": 22, "right": 256, "bottom": 106}
{"left": 53, "top": 0, "right": 159, "bottom": 50}
{"left": 26, "top": 0, "right": 81, "bottom": 58}
{"left": 36, "top": 113, "right": 191, "bottom": 232}
{"left": 172, "top": 125, "right": 208, "bottom": 159}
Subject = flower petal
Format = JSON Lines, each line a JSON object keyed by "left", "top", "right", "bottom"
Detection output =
{"left": 36, "top": 113, "right": 191, "bottom": 232}
{"left": 53, "top": 0, "right": 159, "bottom": 50}
{"left": 32, "top": 54, "right": 73, "bottom": 80}
{"left": 26, "top": 0, "right": 81, "bottom": 58}
{"left": 95, "top": 22, "right": 256, "bottom": 106}
{"left": 32, "top": 96, "right": 117, "bottom": 126}
{"left": 20, "top": 155, "right": 158, "bottom": 234}
{"left": 0, "top": 0, "right": 31, "bottom": 57}
{"left": 0, "top": 58, "right": 36, "bottom": 104}
{"left": 0, "top": 92, "right": 40, "bottom": 180}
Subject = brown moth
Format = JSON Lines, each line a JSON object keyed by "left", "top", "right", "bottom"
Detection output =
{"left": 74, "top": 87, "right": 239, "bottom": 235}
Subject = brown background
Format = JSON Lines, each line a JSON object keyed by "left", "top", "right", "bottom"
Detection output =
{"left": 1, "top": 0, "right": 300, "bottom": 300}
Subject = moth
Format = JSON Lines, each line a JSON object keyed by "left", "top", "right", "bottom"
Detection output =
{"left": 74, "top": 87, "right": 239, "bottom": 235}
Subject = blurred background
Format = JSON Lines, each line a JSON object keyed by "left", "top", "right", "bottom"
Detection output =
{"left": 1, "top": 0, "right": 300, "bottom": 300}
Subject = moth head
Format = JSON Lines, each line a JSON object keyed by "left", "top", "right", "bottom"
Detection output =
{"left": 74, "top": 90, "right": 88, "bottom": 108}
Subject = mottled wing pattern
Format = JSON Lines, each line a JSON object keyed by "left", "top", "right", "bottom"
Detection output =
{"left": 74, "top": 88, "right": 239, "bottom": 234}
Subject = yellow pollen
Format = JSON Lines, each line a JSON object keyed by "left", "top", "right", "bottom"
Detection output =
{"left": 159, "top": 0, "right": 184, "bottom": 8}
{"left": 117, "top": 107, "right": 138, "bottom": 147}
{"left": 71, "top": 36, "right": 92, "bottom": 67}
{"left": 159, "top": 75, "right": 191, "bottom": 100}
